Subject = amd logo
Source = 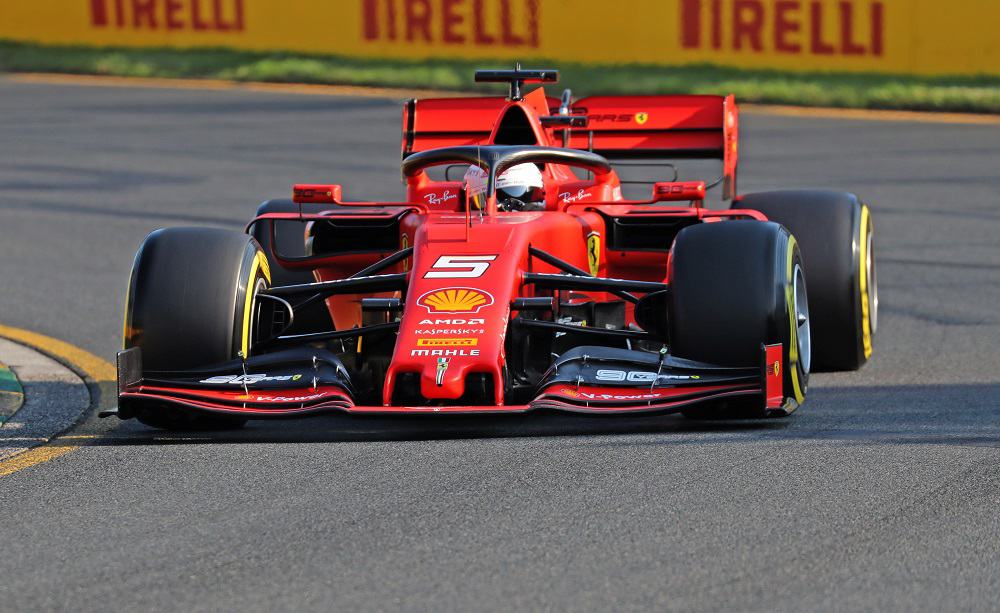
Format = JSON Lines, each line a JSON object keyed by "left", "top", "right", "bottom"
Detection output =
{"left": 418, "top": 318, "right": 486, "bottom": 325}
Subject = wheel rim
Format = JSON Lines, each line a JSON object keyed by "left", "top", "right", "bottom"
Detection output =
{"left": 867, "top": 226, "right": 878, "bottom": 335}
{"left": 793, "top": 263, "right": 811, "bottom": 374}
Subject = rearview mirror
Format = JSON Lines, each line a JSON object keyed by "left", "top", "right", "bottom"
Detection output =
{"left": 292, "top": 184, "right": 343, "bottom": 204}
{"left": 652, "top": 181, "right": 706, "bottom": 203}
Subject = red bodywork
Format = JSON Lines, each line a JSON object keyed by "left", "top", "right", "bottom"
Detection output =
{"left": 119, "top": 82, "right": 792, "bottom": 419}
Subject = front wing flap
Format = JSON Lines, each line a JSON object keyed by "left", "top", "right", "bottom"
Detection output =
{"left": 530, "top": 344, "right": 786, "bottom": 415}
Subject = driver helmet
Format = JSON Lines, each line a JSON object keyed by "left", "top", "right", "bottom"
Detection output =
{"left": 463, "top": 163, "right": 545, "bottom": 211}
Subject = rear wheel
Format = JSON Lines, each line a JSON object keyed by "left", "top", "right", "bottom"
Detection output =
{"left": 667, "top": 221, "right": 810, "bottom": 418}
{"left": 123, "top": 227, "right": 271, "bottom": 430}
{"left": 735, "top": 190, "right": 875, "bottom": 370}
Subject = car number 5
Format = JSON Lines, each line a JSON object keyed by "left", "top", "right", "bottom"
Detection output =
{"left": 424, "top": 255, "right": 498, "bottom": 279}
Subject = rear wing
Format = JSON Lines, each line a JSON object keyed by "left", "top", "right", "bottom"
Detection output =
{"left": 565, "top": 94, "right": 739, "bottom": 200}
{"left": 401, "top": 94, "right": 561, "bottom": 155}
{"left": 402, "top": 92, "right": 739, "bottom": 200}
{"left": 402, "top": 97, "right": 504, "bottom": 155}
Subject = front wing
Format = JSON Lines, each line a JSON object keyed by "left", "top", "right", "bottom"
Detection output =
{"left": 112, "top": 344, "right": 790, "bottom": 420}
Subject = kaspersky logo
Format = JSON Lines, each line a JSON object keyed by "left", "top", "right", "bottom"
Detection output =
{"left": 417, "top": 287, "right": 494, "bottom": 314}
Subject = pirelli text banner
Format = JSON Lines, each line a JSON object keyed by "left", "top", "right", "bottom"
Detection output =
{"left": 0, "top": 0, "right": 997, "bottom": 76}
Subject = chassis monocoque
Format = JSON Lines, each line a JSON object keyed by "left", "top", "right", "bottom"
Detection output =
{"left": 109, "top": 68, "right": 877, "bottom": 430}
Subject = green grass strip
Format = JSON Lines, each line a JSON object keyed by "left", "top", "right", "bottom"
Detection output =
{"left": 2, "top": 41, "right": 999, "bottom": 114}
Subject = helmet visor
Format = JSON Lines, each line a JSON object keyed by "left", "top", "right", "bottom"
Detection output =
{"left": 498, "top": 185, "right": 544, "bottom": 203}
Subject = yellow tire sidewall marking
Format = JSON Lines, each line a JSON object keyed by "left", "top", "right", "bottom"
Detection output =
{"left": 121, "top": 245, "right": 143, "bottom": 350}
{"left": 240, "top": 250, "right": 271, "bottom": 359}
{"left": 121, "top": 271, "right": 132, "bottom": 351}
{"left": 785, "top": 235, "right": 805, "bottom": 404}
{"left": 858, "top": 205, "right": 874, "bottom": 359}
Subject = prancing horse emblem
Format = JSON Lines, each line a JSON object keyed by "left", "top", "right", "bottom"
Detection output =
{"left": 586, "top": 232, "right": 601, "bottom": 277}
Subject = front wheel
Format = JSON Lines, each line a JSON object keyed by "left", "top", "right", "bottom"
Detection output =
{"left": 123, "top": 227, "right": 271, "bottom": 430}
{"left": 668, "top": 221, "right": 810, "bottom": 418}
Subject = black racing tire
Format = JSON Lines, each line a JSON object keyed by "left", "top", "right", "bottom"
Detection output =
{"left": 734, "top": 190, "right": 876, "bottom": 371}
{"left": 251, "top": 199, "right": 333, "bottom": 335}
{"left": 123, "top": 227, "right": 270, "bottom": 430}
{"left": 668, "top": 221, "right": 810, "bottom": 418}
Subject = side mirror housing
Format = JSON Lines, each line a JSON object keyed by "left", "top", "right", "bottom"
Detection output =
{"left": 292, "top": 184, "right": 342, "bottom": 204}
{"left": 652, "top": 181, "right": 706, "bottom": 203}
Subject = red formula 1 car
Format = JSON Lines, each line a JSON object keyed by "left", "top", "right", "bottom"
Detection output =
{"left": 109, "top": 68, "right": 877, "bottom": 430}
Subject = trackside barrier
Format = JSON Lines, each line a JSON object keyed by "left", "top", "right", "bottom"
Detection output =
{"left": 0, "top": 0, "right": 997, "bottom": 77}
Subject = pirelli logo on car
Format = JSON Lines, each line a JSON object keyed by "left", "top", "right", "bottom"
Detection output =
{"left": 416, "top": 338, "right": 478, "bottom": 347}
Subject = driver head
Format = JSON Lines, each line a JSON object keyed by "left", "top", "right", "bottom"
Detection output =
{"left": 464, "top": 163, "right": 545, "bottom": 211}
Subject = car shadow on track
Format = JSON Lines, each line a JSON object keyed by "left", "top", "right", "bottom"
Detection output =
{"left": 80, "top": 405, "right": 791, "bottom": 447}
{"left": 87, "top": 412, "right": 791, "bottom": 446}
{"left": 69, "top": 383, "right": 1000, "bottom": 449}
{"left": 580, "top": 383, "right": 1000, "bottom": 450}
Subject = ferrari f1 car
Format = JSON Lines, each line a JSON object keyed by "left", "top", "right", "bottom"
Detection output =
{"left": 109, "top": 67, "right": 877, "bottom": 430}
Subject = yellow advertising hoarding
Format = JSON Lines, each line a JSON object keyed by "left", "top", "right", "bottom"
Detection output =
{"left": 0, "top": 0, "right": 997, "bottom": 76}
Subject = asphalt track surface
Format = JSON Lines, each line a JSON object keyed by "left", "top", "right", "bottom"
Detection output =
{"left": 0, "top": 77, "right": 998, "bottom": 612}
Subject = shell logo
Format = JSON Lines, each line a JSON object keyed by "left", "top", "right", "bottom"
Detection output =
{"left": 417, "top": 287, "right": 494, "bottom": 314}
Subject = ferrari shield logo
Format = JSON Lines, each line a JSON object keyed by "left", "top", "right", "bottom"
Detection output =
{"left": 767, "top": 360, "right": 781, "bottom": 377}
{"left": 635, "top": 112, "right": 649, "bottom": 125}
{"left": 586, "top": 232, "right": 601, "bottom": 277}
